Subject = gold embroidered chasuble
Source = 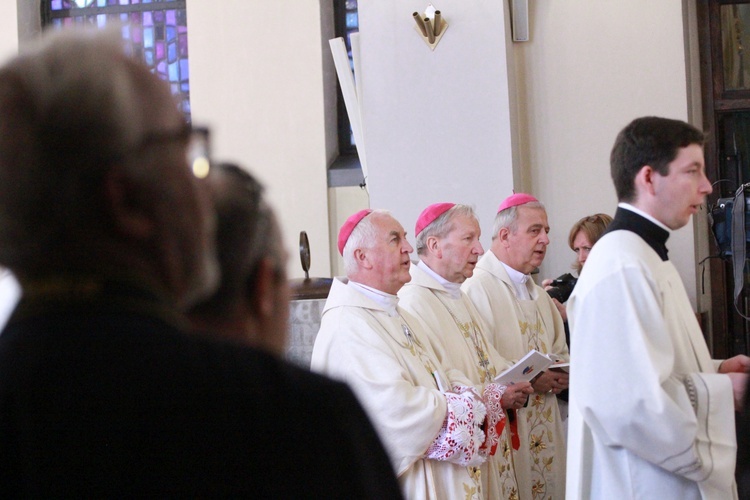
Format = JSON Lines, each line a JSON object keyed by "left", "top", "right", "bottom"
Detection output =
{"left": 311, "top": 277, "right": 483, "bottom": 500}
{"left": 399, "top": 263, "right": 523, "bottom": 500}
{"left": 463, "top": 252, "right": 569, "bottom": 500}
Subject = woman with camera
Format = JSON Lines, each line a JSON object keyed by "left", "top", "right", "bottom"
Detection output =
{"left": 542, "top": 213, "right": 613, "bottom": 323}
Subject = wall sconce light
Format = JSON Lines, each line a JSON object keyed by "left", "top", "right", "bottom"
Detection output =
{"left": 413, "top": 5, "right": 448, "bottom": 51}
{"left": 511, "top": 0, "right": 529, "bottom": 42}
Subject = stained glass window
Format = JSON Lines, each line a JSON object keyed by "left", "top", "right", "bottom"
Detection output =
{"left": 334, "top": 0, "right": 359, "bottom": 152}
{"left": 42, "top": 0, "right": 191, "bottom": 120}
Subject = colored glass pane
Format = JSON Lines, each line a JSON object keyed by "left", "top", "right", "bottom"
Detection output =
{"left": 169, "top": 61, "right": 179, "bottom": 81}
{"left": 144, "top": 27, "right": 154, "bottom": 47}
{"left": 168, "top": 41, "right": 177, "bottom": 63}
{"left": 345, "top": 12, "right": 358, "bottom": 29}
{"left": 343, "top": 2, "right": 359, "bottom": 58}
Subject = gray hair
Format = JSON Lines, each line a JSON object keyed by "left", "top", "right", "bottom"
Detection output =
{"left": 0, "top": 27, "right": 174, "bottom": 272}
{"left": 492, "top": 201, "right": 546, "bottom": 240}
{"left": 416, "top": 204, "right": 477, "bottom": 255}
{"left": 342, "top": 209, "right": 390, "bottom": 275}
{"left": 190, "top": 163, "right": 283, "bottom": 320}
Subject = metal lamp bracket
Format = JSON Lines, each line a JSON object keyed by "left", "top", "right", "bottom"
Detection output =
{"left": 413, "top": 5, "right": 448, "bottom": 51}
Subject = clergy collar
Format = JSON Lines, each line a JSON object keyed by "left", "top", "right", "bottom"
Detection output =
{"left": 619, "top": 202, "right": 670, "bottom": 231}
{"left": 417, "top": 260, "right": 462, "bottom": 300}
{"left": 501, "top": 261, "right": 530, "bottom": 284}
{"left": 607, "top": 203, "right": 670, "bottom": 261}
{"left": 348, "top": 280, "right": 399, "bottom": 317}
{"left": 500, "top": 261, "right": 532, "bottom": 300}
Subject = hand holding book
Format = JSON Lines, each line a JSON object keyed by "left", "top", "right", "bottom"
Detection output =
{"left": 494, "top": 349, "right": 569, "bottom": 385}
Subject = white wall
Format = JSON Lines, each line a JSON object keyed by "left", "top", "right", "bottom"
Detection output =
{"left": 512, "top": 0, "right": 704, "bottom": 308}
{"left": 358, "top": 0, "right": 515, "bottom": 250}
{"left": 344, "top": 0, "right": 703, "bottom": 307}
{"left": 0, "top": 0, "right": 18, "bottom": 62}
{"left": 188, "top": 1, "right": 334, "bottom": 280}
{"left": 328, "top": 185, "right": 369, "bottom": 276}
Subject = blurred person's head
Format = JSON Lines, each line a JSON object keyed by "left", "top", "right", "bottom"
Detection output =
{"left": 189, "top": 163, "right": 289, "bottom": 355}
{"left": 610, "top": 116, "right": 711, "bottom": 230}
{"left": 567, "top": 213, "right": 613, "bottom": 274}
{"left": 415, "top": 203, "right": 483, "bottom": 283}
{"left": 0, "top": 27, "right": 218, "bottom": 306}
{"left": 491, "top": 194, "right": 549, "bottom": 274}
{"left": 341, "top": 209, "right": 413, "bottom": 295}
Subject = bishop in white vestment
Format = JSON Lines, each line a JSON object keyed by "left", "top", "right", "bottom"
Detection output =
{"left": 463, "top": 195, "right": 569, "bottom": 500}
{"left": 398, "top": 203, "right": 534, "bottom": 500}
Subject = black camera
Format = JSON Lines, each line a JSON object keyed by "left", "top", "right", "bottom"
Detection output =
{"left": 546, "top": 273, "right": 577, "bottom": 303}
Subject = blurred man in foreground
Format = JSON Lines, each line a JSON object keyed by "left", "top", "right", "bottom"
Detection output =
{"left": 188, "top": 162, "right": 290, "bottom": 354}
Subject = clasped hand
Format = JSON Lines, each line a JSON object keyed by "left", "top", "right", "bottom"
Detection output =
{"left": 532, "top": 369, "right": 569, "bottom": 395}
{"left": 500, "top": 381, "right": 534, "bottom": 410}
{"left": 719, "top": 354, "right": 750, "bottom": 409}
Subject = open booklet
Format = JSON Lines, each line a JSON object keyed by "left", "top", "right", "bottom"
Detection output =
{"left": 494, "top": 349, "right": 569, "bottom": 385}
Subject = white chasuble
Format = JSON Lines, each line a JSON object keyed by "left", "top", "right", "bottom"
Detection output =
{"left": 399, "top": 263, "right": 521, "bottom": 500}
{"left": 566, "top": 230, "right": 737, "bottom": 500}
{"left": 463, "top": 252, "right": 569, "bottom": 500}
{"left": 311, "top": 278, "right": 483, "bottom": 500}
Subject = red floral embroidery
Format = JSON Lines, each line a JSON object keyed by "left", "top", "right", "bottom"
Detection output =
{"left": 425, "top": 385, "right": 487, "bottom": 466}
{"left": 480, "top": 382, "right": 506, "bottom": 456}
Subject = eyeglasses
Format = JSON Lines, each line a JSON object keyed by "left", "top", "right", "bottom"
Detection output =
{"left": 187, "top": 126, "right": 211, "bottom": 179}
{"left": 133, "top": 124, "right": 212, "bottom": 179}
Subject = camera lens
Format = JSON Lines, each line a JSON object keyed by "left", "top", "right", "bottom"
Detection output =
{"left": 546, "top": 273, "right": 577, "bottom": 303}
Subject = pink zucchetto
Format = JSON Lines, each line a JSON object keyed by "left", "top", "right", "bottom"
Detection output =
{"left": 497, "top": 193, "right": 538, "bottom": 213}
{"left": 337, "top": 209, "right": 373, "bottom": 255}
{"left": 415, "top": 203, "right": 456, "bottom": 237}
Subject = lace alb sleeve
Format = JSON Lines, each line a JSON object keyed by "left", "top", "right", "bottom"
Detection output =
{"left": 425, "top": 385, "right": 487, "bottom": 466}
{"left": 480, "top": 382, "right": 506, "bottom": 457}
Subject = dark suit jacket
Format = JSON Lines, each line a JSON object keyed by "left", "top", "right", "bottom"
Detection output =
{"left": 0, "top": 278, "right": 402, "bottom": 498}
